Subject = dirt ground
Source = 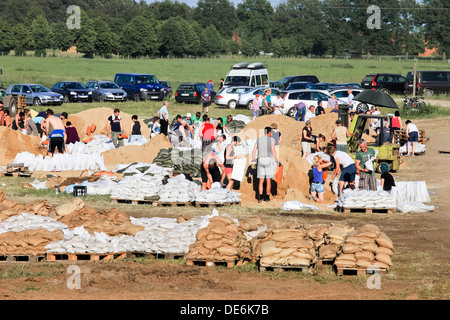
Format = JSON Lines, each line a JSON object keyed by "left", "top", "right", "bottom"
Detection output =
{"left": 0, "top": 116, "right": 449, "bottom": 302}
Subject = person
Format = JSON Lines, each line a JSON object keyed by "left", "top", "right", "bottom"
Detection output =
{"left": 206, "top": 79, "right": 214, "bottom": 92}
{"left": 331, "top": 119, "right": 353, "bottom": 153}
{"left": 309, "top": 155, "right": 333, "bottom": 203}
{"left": 301, "top": 120, "right": 313, "bottom": 159}
{"left": 325, "top": 145, "right": 356, "bottom": 196}
{"left": 3, "top": 110, "right": 11, "bottom": 128}
{"left": 107, "top": 108, "right": 125, "bottom": 148}
{"left": 265, "top": 88, "right": 272, "bottom": 112}
{"left": 405, "top": 119, "right": 419, "bottom": 156}
{"left": 201, "top": 151, "right": 226, "bottom": 191}
{"left": 199, "top": 114, "right": 216, "bottom": 154}
{"left": 219, "top": 78, "right": 224, "bottom": 90}
{"left": 24, "top": 108, "right": 39, "bottom": 137}
{"left": 212, "top": 134, "right": 227, "bottom": 159}
{"left": 224, "top": 136, "right": 243, "bottom": 190}
{"left": 12, "top": 111, "right": 26, "bottom": 131}
{"left": 252, "top": 93, "right": 260, "bottom": 120}
{"left": 328, "top": 94, "right": 338, "bottom": 111}
{"left": 65, "top": 121, "right": 80, "bottom": 145}
{"left": 181, "top": 114, "right": 194, "bottom": 139}
{"left": 150, "top": 116, "right": 160, "bottom": 138}
{"left": 252, "top": 126, "right": 279, "bottom": 202}
{"left": 129, "top": 115, "right": 143, "bottom": 143}
{"left": 271, "top": 123, "right": 282, "bottom": 173}
{"left": 260, "top": 93, "right": 269, "bottom": 115}
{"left": 158, "top": 101, "right": 169, "bottom": 136}
{"left": 315, "top": 100, "right": 325, "bottom": 115}
{"left": 44, "top": 109, "right": 66, "bottom": 158}
{"left": 0, "top": 103, "right": 4, "bottom": 126}
{"left": 304, "top": 105, "right": 316, "bottom": 122}
{"left": 355, "top": 139, "right": 377, "bottom": 191}
{"left": 379, "top": 163, "right": 395, "bottom": 193}
{"left": 60, "top": 112, "right": 68, "bottom": 120}
{"left": 191, "top": 111, "right": 202, "bottom": 126}
{"left": 33, "top": 114, "right": 45, "bottom": 137}
{"left": 347, "top": 89, "right": 354, "bottom": 110}
{"left": 201, "top": 87, "right": 212, "bottom": 113}
{"left": 315, "top": 133, "right": 326, "bottom": 153}
{"left": 172, "top": 115, "right": 187, "bottom": 142}
{"left": 214, "top": 117, "right": 229, "bottom": 135}
{"left": 294, "top": 101, "right": 306, "bottom": 121}
{"left": 391, "top": 111, "right": 402, "bottom": 143}
{"left": 272, "top": 93, "right": 284, "bottom": 114}
{"left": 183, "top": 113, "right": 193, "bottom": 126}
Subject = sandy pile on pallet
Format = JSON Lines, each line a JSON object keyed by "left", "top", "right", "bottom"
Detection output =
{"left": 186, "top": 215, "right": 252, "bottom": 262}
{"left": 0, "top": 228, "right": 63, "bottom": 256}
{"left": 334, "top": 224, "right": 394, "bottom": 270}
{"left": 0, "top": 191, "right": 54, "bottom": 221}
{"left": 0, "top": 127, "right": 46, "bottom": 166}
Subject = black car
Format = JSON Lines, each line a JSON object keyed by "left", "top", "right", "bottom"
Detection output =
{"left": 285, "top": 81, "right": 314, "bottom": 90}
{"left": 159, "top": 80, "right": 173, "bottom": 98}
{"left": 50, "top": 81, "right": 93, "bottom": 103}
{"left": 279, "top": 75, "right": 320, "bottom": 89}
{"left": 361, "top": 73, "right": 406, "bottom": 95}
{"left": 405, "top": 70, "right": 450, "bottom": 96}
{"left": 175, "top": 83, "right": 216, "bottom": 104}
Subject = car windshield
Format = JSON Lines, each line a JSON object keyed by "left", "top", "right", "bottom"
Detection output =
{"left": 362, "top": 76, "right": 374, "bottom": 82}
{"left": 224, "top": 76, "right": 250, "bottom": 86}
{"left": 278, "top": 77, "right": 291, "bottom": 85}
{"left": 100, "top": 82, "right": 120, "bottom": 89}
{"left": 29, "top": 85, "right": 49, "bottom": 93}
{"left": 136, "top": 75, "right": 159, "bottom": 85}
{"left": 65, "top": 82, "right": 86, "bottom": 89}
{"left": 179, "top": 85, "right": 195, "bottom": 90}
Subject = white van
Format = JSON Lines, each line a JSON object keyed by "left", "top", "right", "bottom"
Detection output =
{"left": 223, "top": 62, "right": 269, "bottom": 89}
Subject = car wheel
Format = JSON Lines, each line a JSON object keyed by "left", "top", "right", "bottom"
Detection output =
{"left": 424, "top": 89, "right": 434, "bottom": 96}
{"left": 8, "top": 98, "right": 18, "bottom": 117}
{"left": 64, "top": 94, "right": 70, "bottom": 104}
{"left": 228, "top": 100, "right": 237, "bottom": 109}
{"left": 380, "top": 88, "right": 390, "bottom": 95}
{"left": 134, "top": 93, "right": 140, "bottom": 102}
{"left": 356, "top": 103, "right": 369, "bottom": 113}
{"left": 247, "top": 101, "right": 253, "bottom": 110}
{"left": 33, "top": 98, "right": 42, "bottom": 106}
{"left": 287, "top": 107, "right": 296, "bottom": 118}
{"left": 98, "top": 94, "right": 104, "bottom": 103}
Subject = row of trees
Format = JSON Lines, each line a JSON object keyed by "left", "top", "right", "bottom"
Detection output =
{"left": 0, "top": 0, "right": 449, "bottom": 58}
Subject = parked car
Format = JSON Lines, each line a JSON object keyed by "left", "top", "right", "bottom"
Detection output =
{"left": 331, "top": 83, "right": 363, "bottom": 89}
{"left": 114, "top": 73, "right": 165, "bottom": 101}
{"left": 85, "top": 80, "right": 127, "bottom": 102}
{"left": 5, "top": 84, "right": 64, "bottom": 106}
{"left": 49, "top": 81, "right": 92, "bottom": 103}
{"left": 159, "top": 80, "right": 173, "bottom": 98}
{"left": 285, "top": 81, "right": 314, "bottom": 91}
{"left": 280, "top": 89, "right": 347, "bottom": 118}
{"left": 404, "top": 70, "right": 450, "bottom": 96}
{"left": 269, "top": 81, "right": 284, "bottom": 90}
{"left": 310, "top": 83, "right": 336, "bottom": 90}
{"left": 329, "top": 87, "right": 366, "bottom": 111}
{"left": 237, "top": 87, "right": 282, "bottom": 110}
{"left": 175, "top": 83, "right": 216, "bottom": 104}
{"left": 215, "top": 86, "right": 253, "bottom": 109}
{"left": 278, "top": 75, "right": 320, "bottom": 89}
{"left": 361, "top": 73, "right": 406, "bottom": 95}
{"left": 223, "top": 62, "right": 269, "bottom": 89}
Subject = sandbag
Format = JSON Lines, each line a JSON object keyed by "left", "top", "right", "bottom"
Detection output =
{"left": 55, "top": 197, "right": 85, "bottom": 217}
{"left": 375, "top": 235, "right": 394, "bottom": 249}
{"left": 375, "top": 253, "right": 392, "bottom": 266}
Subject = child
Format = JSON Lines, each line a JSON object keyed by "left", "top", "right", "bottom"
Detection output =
{"left": 380, "top": 163, "right": 395, "bottom": 193}
{"left": 309, "top": 155, "right": 332, "bottom": 203}
{"left": 150, "top": 116, "right": 160, "bottom": 138}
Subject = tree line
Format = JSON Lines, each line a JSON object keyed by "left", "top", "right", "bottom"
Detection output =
{"left": 0, "top": 0, "right": 448, "bottom": 58}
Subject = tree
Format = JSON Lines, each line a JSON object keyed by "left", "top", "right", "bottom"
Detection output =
{"left": 0, "top": 20, "right": 14, "bottom": 55}
{"left": 179, "top": 19, "right": 201, "bottom": 56}
{"left": 119, "top": 15, "right": 159, "bottom": 57}
{"left": 159, "top": 17, "right": 185, "bottom": 57}
{"left": 90, "top": 17, "right": 117, "bottom": 58}
{"left": 12, "top": 24, "right": 35, "bottom": 56}
{"left": 194, "top": 0, "right": 238, "bottom": 38}
{"left": 30, "top": 15, "right": 53, "bottom": 56}
{"left": 52, "top": 21, "right": 75, "bottom": 52}
{"left": 236, "top": 0, "right": 274, "bottom": 49}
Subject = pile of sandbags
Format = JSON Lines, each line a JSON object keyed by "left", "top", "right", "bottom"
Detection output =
{"left": 1, "top": 228, "right": 64, "bottom": 256}
{"left": 186, "top": 215, "right": 251, "bottom": 262}
{"left": 14, "top": 151, "right": 108, "bottom": 172}
{"left": 227, "top": 120, "right": 246, "bottom": 134}
{"left": 0, "top": 213, "right": 67, "bottom": 235}
{"left": 194, "top": 182, "right": 241, "bottom": 204}
{"left": 153, "top": 148, "right": 202, "bottom": 177}
{"left": 315, "top": 223, "right": 354, "bottom": 261}
{"left": 254, "top": 228, "right": 317, "bottom": 267}
{"left": 337, "top": 189, "right": 397, "bottom": 210}
{"left": 110, "top": 174, "right": 165, "bottom": 201}
{"left": 115, "top": 162, "right": 170, "bottom": 177}
{"left": 158, "top": 175, "right": 201, "bottom": 203}
{"left": 334, "top": 224, "right": 394, "bottom": 271}
{"left": 399, "top": 142, "right": 426, "bottom": 155}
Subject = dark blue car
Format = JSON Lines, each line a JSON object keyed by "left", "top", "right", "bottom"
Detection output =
{"left": 114, "top": 73, "right": 165, "bottom": 101}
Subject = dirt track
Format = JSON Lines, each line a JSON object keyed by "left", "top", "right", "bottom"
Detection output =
{"left": 0, "top": 117, "right": 449, "bottom": 302}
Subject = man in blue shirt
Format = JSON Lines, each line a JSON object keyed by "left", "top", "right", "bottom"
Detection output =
{"left": 201, "top": 87, "right": 212, "bottom": 113}
{"left": 206, "top": 80, "right": 214, "bottom": 92}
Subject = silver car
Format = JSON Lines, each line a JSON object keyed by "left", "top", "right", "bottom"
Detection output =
{"left": 85, "top": 80, "right": 127, "bottom": 102}
{"left": 214, "top": 86, "right": 253, "bottom": 109}
{"left": 237, "top": 87, "right": 282, "bottom": 109}
{"left": 281, "top": 89, "right": 347, "bottom": 117}
{"left": 6, "top": 84, "right": 64, "bottom": 106}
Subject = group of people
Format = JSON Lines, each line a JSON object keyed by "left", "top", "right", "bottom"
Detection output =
{"left": 251, "top": 89, "right": 285, "bottom": 120}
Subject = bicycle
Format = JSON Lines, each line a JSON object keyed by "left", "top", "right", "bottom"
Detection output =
{"left": 402, "top": 96, "right": 425, "bottom": 116}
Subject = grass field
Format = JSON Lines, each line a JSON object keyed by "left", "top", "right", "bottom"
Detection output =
{"left": 1, "top": 55, "right": 450, "bottom": 120}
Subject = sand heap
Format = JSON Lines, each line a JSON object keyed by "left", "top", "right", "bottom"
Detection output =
{"left": 0, "top": 127, "right": 46, "bottom": 166}
{"left": 236, "top": 114, "right": 339, "bottom": 206}
{"left": 102, "top": 134, "right": 173, "bottom": 170}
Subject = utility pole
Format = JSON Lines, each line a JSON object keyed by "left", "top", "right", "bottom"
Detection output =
{"left": 412, "top": 59, "right": 417, "bottom": 98}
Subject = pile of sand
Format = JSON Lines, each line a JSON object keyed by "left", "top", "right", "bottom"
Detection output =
{"left": 0, "top": 127, "right": 46, "bottom": 166}
{"left": 102, "top": 134, "right": 173, "bottom": 170}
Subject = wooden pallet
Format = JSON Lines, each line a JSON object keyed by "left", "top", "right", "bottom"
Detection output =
{"left": 342, "top": 207, "right": 394, "bottom": 214}
{"left": 194, "top": 201, "right": 241, "bottom": 208}
{"left": 316, "top": 259, "right": 335, "bottom": 266}
{"left": 157, "top": 201, "right": 192, "bottom": 207}
{"left": 0, "top": 254, "right": 45, "bottom": 263}
{"left": 259, "top": 264, "right": 312, "bottom": 273}
{"left": 130, "top": 252, "right": 185, "bottom": 260}
{"left": 335, "top": 266, "right": 388, "bottom": 276}
{"left": 46, "top": 252, "right": 129, "bottom": 262}
{"left": 1, "top": 171, "right": 32, "bottom": 177}
{"left": 185, "top": 258, "right": 242, "bottom": 268}
{"left": 111, "top": 198, "right": 159, "bottom": 205}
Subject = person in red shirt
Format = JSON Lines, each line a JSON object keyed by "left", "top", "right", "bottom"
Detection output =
{"left": 199, "top": 114, "right": 217, "bottom": 155}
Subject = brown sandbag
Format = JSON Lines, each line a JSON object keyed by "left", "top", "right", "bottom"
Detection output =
{"left": 360, "top": 242, "right": 379, "bottom": 253}
{"left": 335, "top": 253, "right": 356, "bottom": 262}
{"left": 334, "top": 260, "right": 356, "bottom": 268}
{"left": 375, "top": 253, "right": 392, "bottom": 266}
{"left": 375, "top": 246, "right": 394, "bottom": 256}
{"left": 287, "top": 257, "right": 311, "bottom": 266}
{"left": 373, "top": 261, "right": 390, "bottom": 270}
{"left": 375, "top": 235, "right": 394, "bottom": 250}
{"left": 217, "top": 245, "right": 239, "bottom": 257}
{"left": 356, "top": 259, "right": 373, "bottom": 268}
{"left": 318, "top": 244, "right": 339, "bottom": 259}
{"left": 270, "top": 231, "right": 304, "bottom": 242}
{"left": 209, "top": 216, "right": 234, "bottom": 225}
{"left": 279, "top": 239, "right": 314, "bottom": 249}
{"left": 203, "top": 240, "right": 222, "bottom": 250}
{"left": 342, "top": 243, "right": 361, "bottom": 254}
{"left": 355, "top": 251, "right": 375, "bottom": 261}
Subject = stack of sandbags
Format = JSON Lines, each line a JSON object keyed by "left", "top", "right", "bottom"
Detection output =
{"left": 110, "top": 174, "right": 165, "bottom": 201}
{"left": 227, "top": 120, "right": 246, "bottom": 134}
{"left": 337, "top": 189, "right": 397, "bottom": 210}
{"left": 334, "top": 224, "right": 394, "bottom": 271}
{"left": 186, "top": 215, "right": 251, "bottom": 262}
{"left": 0, "top": 213, "right": 68, "bottom": 235}
{"left": 256, "top": 228, "right": 317, "bottom": 267}
{"left": 158, "top": 175, "right": 201, "bottom": 203}
{"left": 194, "top": 183, "right": 241, "bottom": 204}
{"left": 153, "top": 148, "right": 202, "bottom": 177}
{"left": 23, "top": 200, "right": 54, "bottom": 217}
{"left": 57, "top": 206, "right": 144, "bottom": 237}
{"left": 0, "top": 228, "right": 64, "bottom": 256}
{"left": 319, "top": 223, "right": 354, "bottom": 261}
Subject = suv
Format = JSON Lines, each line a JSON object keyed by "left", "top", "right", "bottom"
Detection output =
{"left": 114, "top": 73, "right": 164, "bottom": 101}
{"left": 405, "top": 70, "right": 450, "bottom": 96}
{"left": 279, "top": 75, "right": 320, "bottom": 89}
{"left": 361, "top": 73, "right": 406, "bottom": 95}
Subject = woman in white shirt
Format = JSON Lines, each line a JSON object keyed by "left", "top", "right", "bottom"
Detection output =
{"left": 405, "top": 120, "right": 419, "bottom": 156}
